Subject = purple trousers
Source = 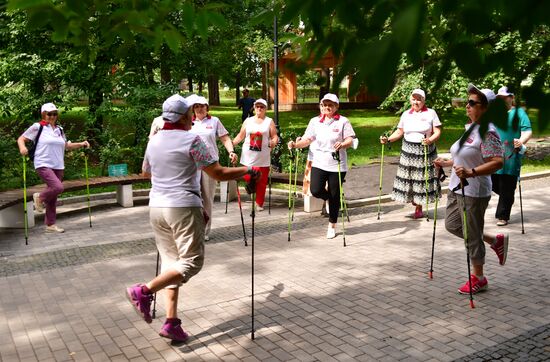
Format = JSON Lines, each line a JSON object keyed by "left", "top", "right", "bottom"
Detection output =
{"left": 35, "top": 168, "right": 64, "bottom": 226}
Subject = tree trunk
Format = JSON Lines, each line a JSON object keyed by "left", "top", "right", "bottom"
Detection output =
{"left": 207, "top": 74, "right": 220, "bottom": 106}
{"left": 87, "top": 51, "right": 110, "bottom": 144}
{"left": 235, "top": 72, "right": 241, "bottom": 105}
{"left": 160, "top": 45, "right": 172, "bottom": 84}
{"left": 261, "top": 62, "right": 268, "bottom": 100}
{"left": 198, "top": 81, "right": 203, "bottom": 94}
{"left": 187, "top": 76, "right": 193, "bottom": 93}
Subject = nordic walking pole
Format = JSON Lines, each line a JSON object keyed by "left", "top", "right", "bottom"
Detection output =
{"left": 377, "top": 142, "right": 385, "bottom": 220}
{"left": 291, "top": 149, "right": 300, "bottom": 222}
{"left": 287, "top": 148, "right": 295, "bottom": 241}
{"left": 424, "top": 143, "right": 430, "bottom": 222}
{"left": 515, "top": 151, "right": 525, "bottom": 234}
{"left": 268, "top": 167, "right": 272, "bottom": 215}
{"left": 244, "top": 171, "right": 258, "bottom": 340}
{"left": 236, "top": 180, "right": 248, "bottom": 246}
{"left": 456, "top": 178, "right": 475, "bottom": 308}
{"left": 152, "top": 251, "right": 160, "bottom": 319}
{"left": 251, "top": 189, "right": 256, "bottom": 340}
{"left": 429, "top": 168, "right": 446, "bottom": 279}
{"left": 333, "top": 151, "right": 346, "bottom": 247}
{"left": 225, "top": 160, "right": 230, "bottom": 214}
{"left": 84, "top": 150, "right": 92, "bottom": 228}
{"left": 22, "top": 156, "right": 29, "bottom": 245}
{"left": 518, "top": 174, "right": 524, "bottom": 234}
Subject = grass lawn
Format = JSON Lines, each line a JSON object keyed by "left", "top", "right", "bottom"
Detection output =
{"left": 55, "top": 100, "right": 550, "bottom": 176}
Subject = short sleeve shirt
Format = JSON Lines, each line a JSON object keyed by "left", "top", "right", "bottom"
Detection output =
{"left": 190, "top": 115, "right": 229, "bottom": 161}
{"left": 143, "top": 129, "right": 216, "bottom": 208}
{"left": 303, "top": 114, "right": 356, "bottom": 172}
{"left": 22, "top": 122, "right": 67, "bottom": 169}
{"left": 398, "top": 107, "right": 442, "bottom": 143}
{"left": 449, "top": 123, "right": 503, "bottom": 198}
{"left": 239, "top": 117, "right": 273, "bottom": 167}
{"left": 495, "top": 107, "right": 532, "bottom": 176}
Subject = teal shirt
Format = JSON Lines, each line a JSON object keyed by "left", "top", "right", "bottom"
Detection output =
{"left": 495, "top": 107, "right": 532, "bottom": 176}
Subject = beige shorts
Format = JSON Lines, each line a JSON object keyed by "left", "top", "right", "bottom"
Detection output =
{"left": 149, "top": 207, "right": 205, "bottom": 288}
{"left": 445, "top": 191, "right": 490, "bottom": 266}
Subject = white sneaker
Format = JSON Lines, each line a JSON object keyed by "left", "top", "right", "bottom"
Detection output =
{"left": 256, "top": 205, "right": 264, "bottom": 212}
{"left": 45, "top": 224, "right": 64, "bottom": 233}
{"left": 204, "top": 235, "right": 210, "bottom": 241}
{"left": 33, "top": 193, "right": 44, "bottom": 213}
{"left": 326, "top": 226, "right": 336, "bottom": 239}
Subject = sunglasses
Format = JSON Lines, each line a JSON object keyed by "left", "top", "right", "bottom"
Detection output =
{"left": 467, "top": 99, "right": 482, "bottom": 107}
{"left": 46, "top": 112, "right": 58, "bottom": 116}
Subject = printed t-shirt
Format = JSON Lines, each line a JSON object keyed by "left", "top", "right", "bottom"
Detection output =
{"left": 143, "top": 129, "right": 216, "bottom": 208}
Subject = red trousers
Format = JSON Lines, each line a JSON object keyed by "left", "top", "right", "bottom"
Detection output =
{"left": 243, "top": 166, "right": 270, "bottom": 207}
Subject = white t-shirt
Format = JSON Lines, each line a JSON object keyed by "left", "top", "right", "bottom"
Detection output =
{"left": 143, "top": 129, "right": 216, "bottom": 207}
{"left": 398, "top": 107, "right": 441, "bottom": 143}
{"left": 448, "top": 123, "right": 503, "bottom": 198}
{"left": 22, "top": 122, "right": 67, "bottom": 169}
{"left": 148, "top": 116, "right": 164, "bottom": 139}
{"left": 303, "top": 114, "right": 356, "bottom": 172}
{"left": 239, "top": 116, "right": 273, "bottom": 167}
{"left": 190, "top": 115, "right": 228, "bottom": 161}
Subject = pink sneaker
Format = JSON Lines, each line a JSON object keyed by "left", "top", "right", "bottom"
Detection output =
{"left": 126, "top": 284, "right": 153, "bottom": 323}
{"left": 458, "top": 275, "right": 488, "bottom": 295}
{"left": 491, "top": 234, "right": 509, "bottom": 266}
{"left": 159, "top": 318, "right": 189, "bottom": 343}
{"left": 413, "top": 208, "right": 424, "bottom": 219}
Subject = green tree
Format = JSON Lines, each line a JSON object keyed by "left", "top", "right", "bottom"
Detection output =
{"left": 279, "top": 0, "right": 550, "bottom": 131}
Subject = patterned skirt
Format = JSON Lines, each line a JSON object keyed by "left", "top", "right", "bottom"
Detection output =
{"left": 391, "top": 140, "right": 441, "bottom": 204}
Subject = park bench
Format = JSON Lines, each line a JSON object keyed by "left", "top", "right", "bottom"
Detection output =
{"left": 0, "top": 174, "right": 150, "bottom": 229}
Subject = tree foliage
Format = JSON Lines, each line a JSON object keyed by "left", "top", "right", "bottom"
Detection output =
{"left": 279, "top": 0, "right": 550, "bottom": 131}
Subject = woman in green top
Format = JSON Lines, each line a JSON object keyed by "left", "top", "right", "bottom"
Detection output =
{"left": 491, "top": 86, "right": 532, "bottom": 226}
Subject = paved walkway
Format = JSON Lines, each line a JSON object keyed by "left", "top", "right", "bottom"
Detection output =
{"left": 0, "top": 173, "right": 549, "bottom": 361}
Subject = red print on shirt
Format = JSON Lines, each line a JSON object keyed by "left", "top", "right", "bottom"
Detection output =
{"left": 249, "top": 132, "right": 263, "bottom": 151}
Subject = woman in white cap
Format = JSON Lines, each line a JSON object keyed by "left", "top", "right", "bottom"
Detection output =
{"left": 380, "top": 88, "right": 442, "bottom": 219}
{"left": 491, "top": 86, "right": 532, "bottom": 226}
{"left": 288, "top": 93, "right": 356, "bottom": 239}
{"left": 188, "top": 95, "right": 238, "bottom": 240}
{"left": 17, "top": 102, "right": 90, "bottom": 233}
{"left": 434, "top": 84, "right": 506, "bottom": 295}
{"left": 232, "top": 98, "right": 278, "bottom": 211}
{"left": 126, "top": 94, "right": 259, "bottom": 343}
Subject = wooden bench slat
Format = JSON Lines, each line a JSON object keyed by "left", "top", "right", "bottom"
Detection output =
{"left": 0, "top": 175, "right": 150, "bottom": 211}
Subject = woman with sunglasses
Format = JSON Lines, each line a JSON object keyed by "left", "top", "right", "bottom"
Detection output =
{"left": 434, "top": 84, "right": 507, "bottom": 295}
{"left": 287, "top": 93, "right": 356, "bottom": 239}
{"left": 17, "top": 102, "right": 90, "bottom": 233}
{"left": 491, "top": 86, "right": 532, "bottom": 226}
{"left": 232, "top": 98, "right": 278, "bottom": 212}
{"left": 380, "top": 89, "right": 442, "bottom": 219}
{"left": 187, "top": 95, "right": 238, "bottom": 241}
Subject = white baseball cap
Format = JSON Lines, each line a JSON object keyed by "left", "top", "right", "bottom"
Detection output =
{"left": 411, "top": 88, "right": 426, "bottom": 100}
{"left": 41, "top": 103, "right": 58, "bottom": 113}
{"left": 320, "top": 93, "right": 339, "bottom": 104}
{"left": 162, "top": 94, "right": 189, "bottom": 123}
{"left": 496, "top": 86, "right": 514, "bottom": 97}
{"left": 467, "top": 83, "right": 496, "bottom": 103}
{"left": 254, "top": 98, "right": 268, "bottom": 107}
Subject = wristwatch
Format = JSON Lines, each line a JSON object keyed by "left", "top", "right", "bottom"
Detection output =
{"left": 471, "top": 168, "right": 477, "bottom": 177}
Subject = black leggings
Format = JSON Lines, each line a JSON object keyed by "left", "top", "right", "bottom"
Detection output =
{"left": 491, "top": 174, "right": 518, "bottom": 221}
{"left": 310, "top": 167, "right": 346, "bottom": 223}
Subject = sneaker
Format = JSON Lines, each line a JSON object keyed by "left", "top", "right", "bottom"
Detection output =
{"left": 204, "top": 235, "right": 210, "bottom": 242}
{"left": 496, "top": 219, "right": 508, "bottom": 226}
{"left": 33, "top": 193, "right": 44, "bottom": 213}
{"left": 45, "top": 224, "right": 64, "bottom": 233}
{"left": 126, "top": 284, "right": 153, "bottom": 323}
{"left": 326, "top": 226, "right": 336, "bottom": 239}
{"left": 413, "top": 208, "right": 424, "bottom": 219}
{"left": 458, "top": 275, "right": 488, "bottom": 294}
{"left": 491, "top": 233, "right": 509, "bottom": 266}
{"left": 256, "top": 204, "right": 264, "bottom": 212}
{"left": 159, "top": 319, "right": 189, "bottom": 343}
